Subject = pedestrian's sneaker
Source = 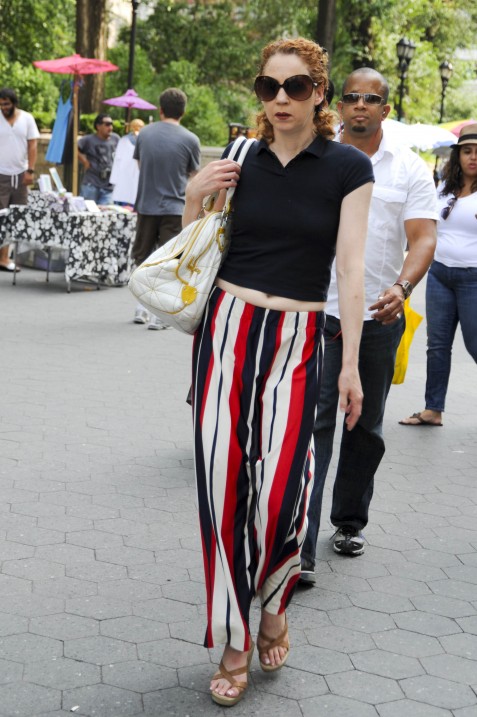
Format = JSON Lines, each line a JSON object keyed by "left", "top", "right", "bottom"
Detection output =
{"left": 147, "top": 315, "right": 170, "bottom": 331}
{"left": 332, "top": 526, "right": 365, "bottom": 556}
{"left": 299, "top": 557, "right": 316, "bottom": 586}
{"left": 134, "top": 308, "right": 149, "bottom": 324}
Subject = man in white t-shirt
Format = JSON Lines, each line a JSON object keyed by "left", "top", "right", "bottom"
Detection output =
{"left": 300, "top": 68, "right": 438, "bottom": 584}
{"left": 0, "top": 87, "right": 40, "bottom": 272}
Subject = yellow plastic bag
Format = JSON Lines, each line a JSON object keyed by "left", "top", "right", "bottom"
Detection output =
{"left": 392, "top": 298, "right": 423, "bottom": 385}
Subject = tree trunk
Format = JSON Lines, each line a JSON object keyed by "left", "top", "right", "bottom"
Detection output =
{"left": 316, "top": 0, "right": 337, "bottom": 71}
{"left": 76, "top": 0, "right": 108, "bottom": 114}
{"left": 350, "top": 15, "right": 375, "bottom": 69}
{"left": 345, "top": 0, "right": 375, "bottom": 70}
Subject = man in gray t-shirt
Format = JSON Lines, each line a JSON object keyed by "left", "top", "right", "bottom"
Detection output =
{"left": 78, "top": 114, "right": 119, "bottom": 205}
{"left": 131, "top": 87, "right": 201, "bottom": 328}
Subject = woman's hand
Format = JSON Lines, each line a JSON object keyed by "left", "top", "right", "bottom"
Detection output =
{"left": 186, "top": 159, "right": 241, "bottom": 204}
{"left": 338, "top": 365, "right": 363, "bottom": 430}
{"left": 184, "top": 159, "right": 241, "bottom": 227}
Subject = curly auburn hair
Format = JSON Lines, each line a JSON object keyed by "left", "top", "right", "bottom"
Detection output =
{"left": 440, "top": 145, "right": 477, "bottom": 197}
{"left": 255, "top": 37, "right": 336, "bottom": 143}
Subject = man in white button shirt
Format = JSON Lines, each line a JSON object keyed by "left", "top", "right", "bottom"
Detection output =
{"left": 300, "top": 68, "right": 438, "bottom": 583}
{"left": 0, "top": 87, "right": 40, "bottom": 272}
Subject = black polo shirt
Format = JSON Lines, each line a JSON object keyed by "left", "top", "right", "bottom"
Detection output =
{"left": 218, "top": 136, "right": 374, "bottom": 302}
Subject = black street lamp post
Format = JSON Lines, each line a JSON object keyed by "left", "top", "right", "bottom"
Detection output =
{"left": 396, "top": 37, "right": 416, "bottom": 121}
{"left": 434, "top": 60, "right": 454, "bottom": 185}
{"left": 438, "top": 60, "right": 453, "bottom": 123}
{"left": 125, "top": 0, "right": 140, "bottom": 127}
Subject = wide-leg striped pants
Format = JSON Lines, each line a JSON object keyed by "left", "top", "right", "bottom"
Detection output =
{"left": 192, "top": 287, "right": 324, "bottom": 651}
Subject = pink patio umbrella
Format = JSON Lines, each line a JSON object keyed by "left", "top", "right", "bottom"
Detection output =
{"left": 103, "top": 88, "right": 157, "bottom": 111}
{"left": 33, "top": 54, "right": 119, "bottom": 195}
{"left": 447, "top": 119, "right": 477, "bottom": 137}
{"left": 103, "top": 88, "right": 157, "bottom": 128}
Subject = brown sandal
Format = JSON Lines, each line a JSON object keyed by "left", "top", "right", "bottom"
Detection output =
{"left": 211, "top": 642, "right": 254, "bottom": 706}
{"left": 258, "top": 617, "right": 290, "bottom": 672}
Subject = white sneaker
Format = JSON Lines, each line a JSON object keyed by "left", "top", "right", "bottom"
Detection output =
{"left": 134, "top": 308, "right": 149, "bottom": 324}
{"left": 332, "top": 527, "right": 365, "bottom": 556}
{"left": 147, "top": 315, "right": 170, "bottom": 331}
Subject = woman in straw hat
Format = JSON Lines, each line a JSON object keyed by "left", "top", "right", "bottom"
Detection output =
{"left": 400, "top": 124, "right": 477, "bottom": 427}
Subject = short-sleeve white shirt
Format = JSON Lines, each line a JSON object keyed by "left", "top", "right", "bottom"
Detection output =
{"left": 110, "top": 134, "right": 140, "bottom": 205}
{"left": 0, "top": 109, "right": 40, "bottom": 175}
{"left": 435, "top": 189, "right": 477, "bottom": 268}
{"left": 326, "top": 127, "right": 439, "bottom": 320}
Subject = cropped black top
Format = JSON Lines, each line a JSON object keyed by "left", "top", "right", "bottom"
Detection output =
{"left": 218, "top": 136, "right": 374, "bottom": 302}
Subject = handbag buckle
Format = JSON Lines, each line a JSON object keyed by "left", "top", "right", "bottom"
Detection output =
{"left": 217, "top": 226, "right": 227, "bottom": 251}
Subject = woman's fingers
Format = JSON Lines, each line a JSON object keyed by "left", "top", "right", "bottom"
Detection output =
{"left": 187, "top": 160, "right": 241, "bottom": 200}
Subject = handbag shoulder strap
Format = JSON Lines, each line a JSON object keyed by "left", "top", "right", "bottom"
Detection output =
{"left": 228, "top": 136, "right": 256, "bottom": 164}
{"left": 224, "top": 137, "right": 256, "bottom": 207}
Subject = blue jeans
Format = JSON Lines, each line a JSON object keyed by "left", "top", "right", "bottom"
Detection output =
{"left": 80, "top": 183, "right": 113, "bottom": 206}
{"left": 302, "top": 313, "right": 404, "bottom": 566}
{"left": 425, "top": 260, "right": 477, "bottom": 412}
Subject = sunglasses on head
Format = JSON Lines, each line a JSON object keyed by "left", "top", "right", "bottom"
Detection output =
{"left": 254, "top": 75, "right": 318, "bottom": 102}
{"left": 441, "top": 196, "right": 457, "bottom": 220}
{"left": 341, "top": 93, "right": 384, "bottom": 105}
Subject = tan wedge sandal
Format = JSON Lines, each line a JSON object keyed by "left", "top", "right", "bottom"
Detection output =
{"left": 258, "top": 617, "right": 290, "bottom": 672}
{"left": 211, "top": 642, "right": 254, "bottom": 707}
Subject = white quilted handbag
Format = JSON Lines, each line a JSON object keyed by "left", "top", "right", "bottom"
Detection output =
{"left": 128, "top": 137, "right": 255, "bottom": 335}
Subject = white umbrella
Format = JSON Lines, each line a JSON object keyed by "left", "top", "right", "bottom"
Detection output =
{"left": 404, "top": 123, "right": 456, "bottom": 151}
{"left": 383, "top": 120, "right": 456, "bottom": 151}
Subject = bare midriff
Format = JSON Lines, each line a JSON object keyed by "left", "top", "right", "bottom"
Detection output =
{"left": 216, "top": 278, "right": 326, "bottom": 313}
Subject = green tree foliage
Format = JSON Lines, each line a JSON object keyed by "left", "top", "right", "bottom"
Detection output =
{"left": 0, "top": 0, "right": 75, "bottom": 66}
{"left": 157, "top": 60, "right": 229, "bottom": 145}
{"left": 104, "top": 46, "right": 229, "bottom": 144}
{"left": 0, "top": 0, "right": 75, "bottom": 115}
{"left": 331, "top": 0, "right": 477, "bottom": 123}
{"left": 135, "top": 0, "right": 257, "bottom": 83}
{"left": 104, "top": 42, "right": 159, "bottom": 125}
{"left": 133, "top": 0, "right": 477, "bottom": 131}
{"left": 116, "top": 0, "right": 264, "bottom": 140}
{"left": 241, "top": 0, "right": 315, "bottom": 46}
{"left": 1, "top": 0, "right": 476, "bottom": 139}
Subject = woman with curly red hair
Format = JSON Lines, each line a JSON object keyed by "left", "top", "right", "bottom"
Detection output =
{"left": 183, "top": 37, "right": 374, "bottom": 706}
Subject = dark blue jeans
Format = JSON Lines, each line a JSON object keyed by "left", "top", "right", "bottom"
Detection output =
{"left": 302, "top": 313, "right": 404, "bottom": 565}
{"left": 425, "top": 261, "right": 477, "bottom": 412}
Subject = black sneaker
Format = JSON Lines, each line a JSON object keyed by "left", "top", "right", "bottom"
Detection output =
{"left": 332, "top": 527, "right": 365, "bottom": 556}
{"left": 299, "top": 557, "right": 316, "bottom": 586}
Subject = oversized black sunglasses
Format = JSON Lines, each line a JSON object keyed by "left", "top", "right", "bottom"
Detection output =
{"left": 341, "top": 93, "right": 384, "bottom": 105}
{"left": 441, "top": 196, "right": 457, "bottom": 220}
{"left": 254, "top": 75, "right": 318, "bottom": 102}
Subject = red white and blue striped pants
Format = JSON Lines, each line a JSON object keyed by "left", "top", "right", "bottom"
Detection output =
{"left": 192, "top": 287, "right": 324, "bottom": 651}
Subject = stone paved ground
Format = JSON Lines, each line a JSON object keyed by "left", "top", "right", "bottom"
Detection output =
{"left": 1, "top": 267, "right": 476, "bottom": 717}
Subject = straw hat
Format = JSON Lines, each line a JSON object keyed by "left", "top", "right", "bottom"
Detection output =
{"left": 457, "top": 123, "right": 477, "bottom": 146}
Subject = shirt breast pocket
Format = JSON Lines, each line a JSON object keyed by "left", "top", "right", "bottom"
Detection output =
{"left": 370, "top": 186, "right": 407, "bottom": 231}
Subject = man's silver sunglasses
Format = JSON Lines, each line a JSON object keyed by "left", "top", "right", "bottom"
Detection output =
{"left": 341, "top": 93, "right": 384, "bottom": 105}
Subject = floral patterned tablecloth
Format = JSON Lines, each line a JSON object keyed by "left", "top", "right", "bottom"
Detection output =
{"left": 0, "top": 192, "right": 136, "bottom": 290}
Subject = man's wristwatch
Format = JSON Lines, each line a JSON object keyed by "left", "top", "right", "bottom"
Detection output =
{"left": 394, "top": 280, "right": 413, "bottom": 299}
{"left": 26, "top": 168, "right": 35, "bottom": 175}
